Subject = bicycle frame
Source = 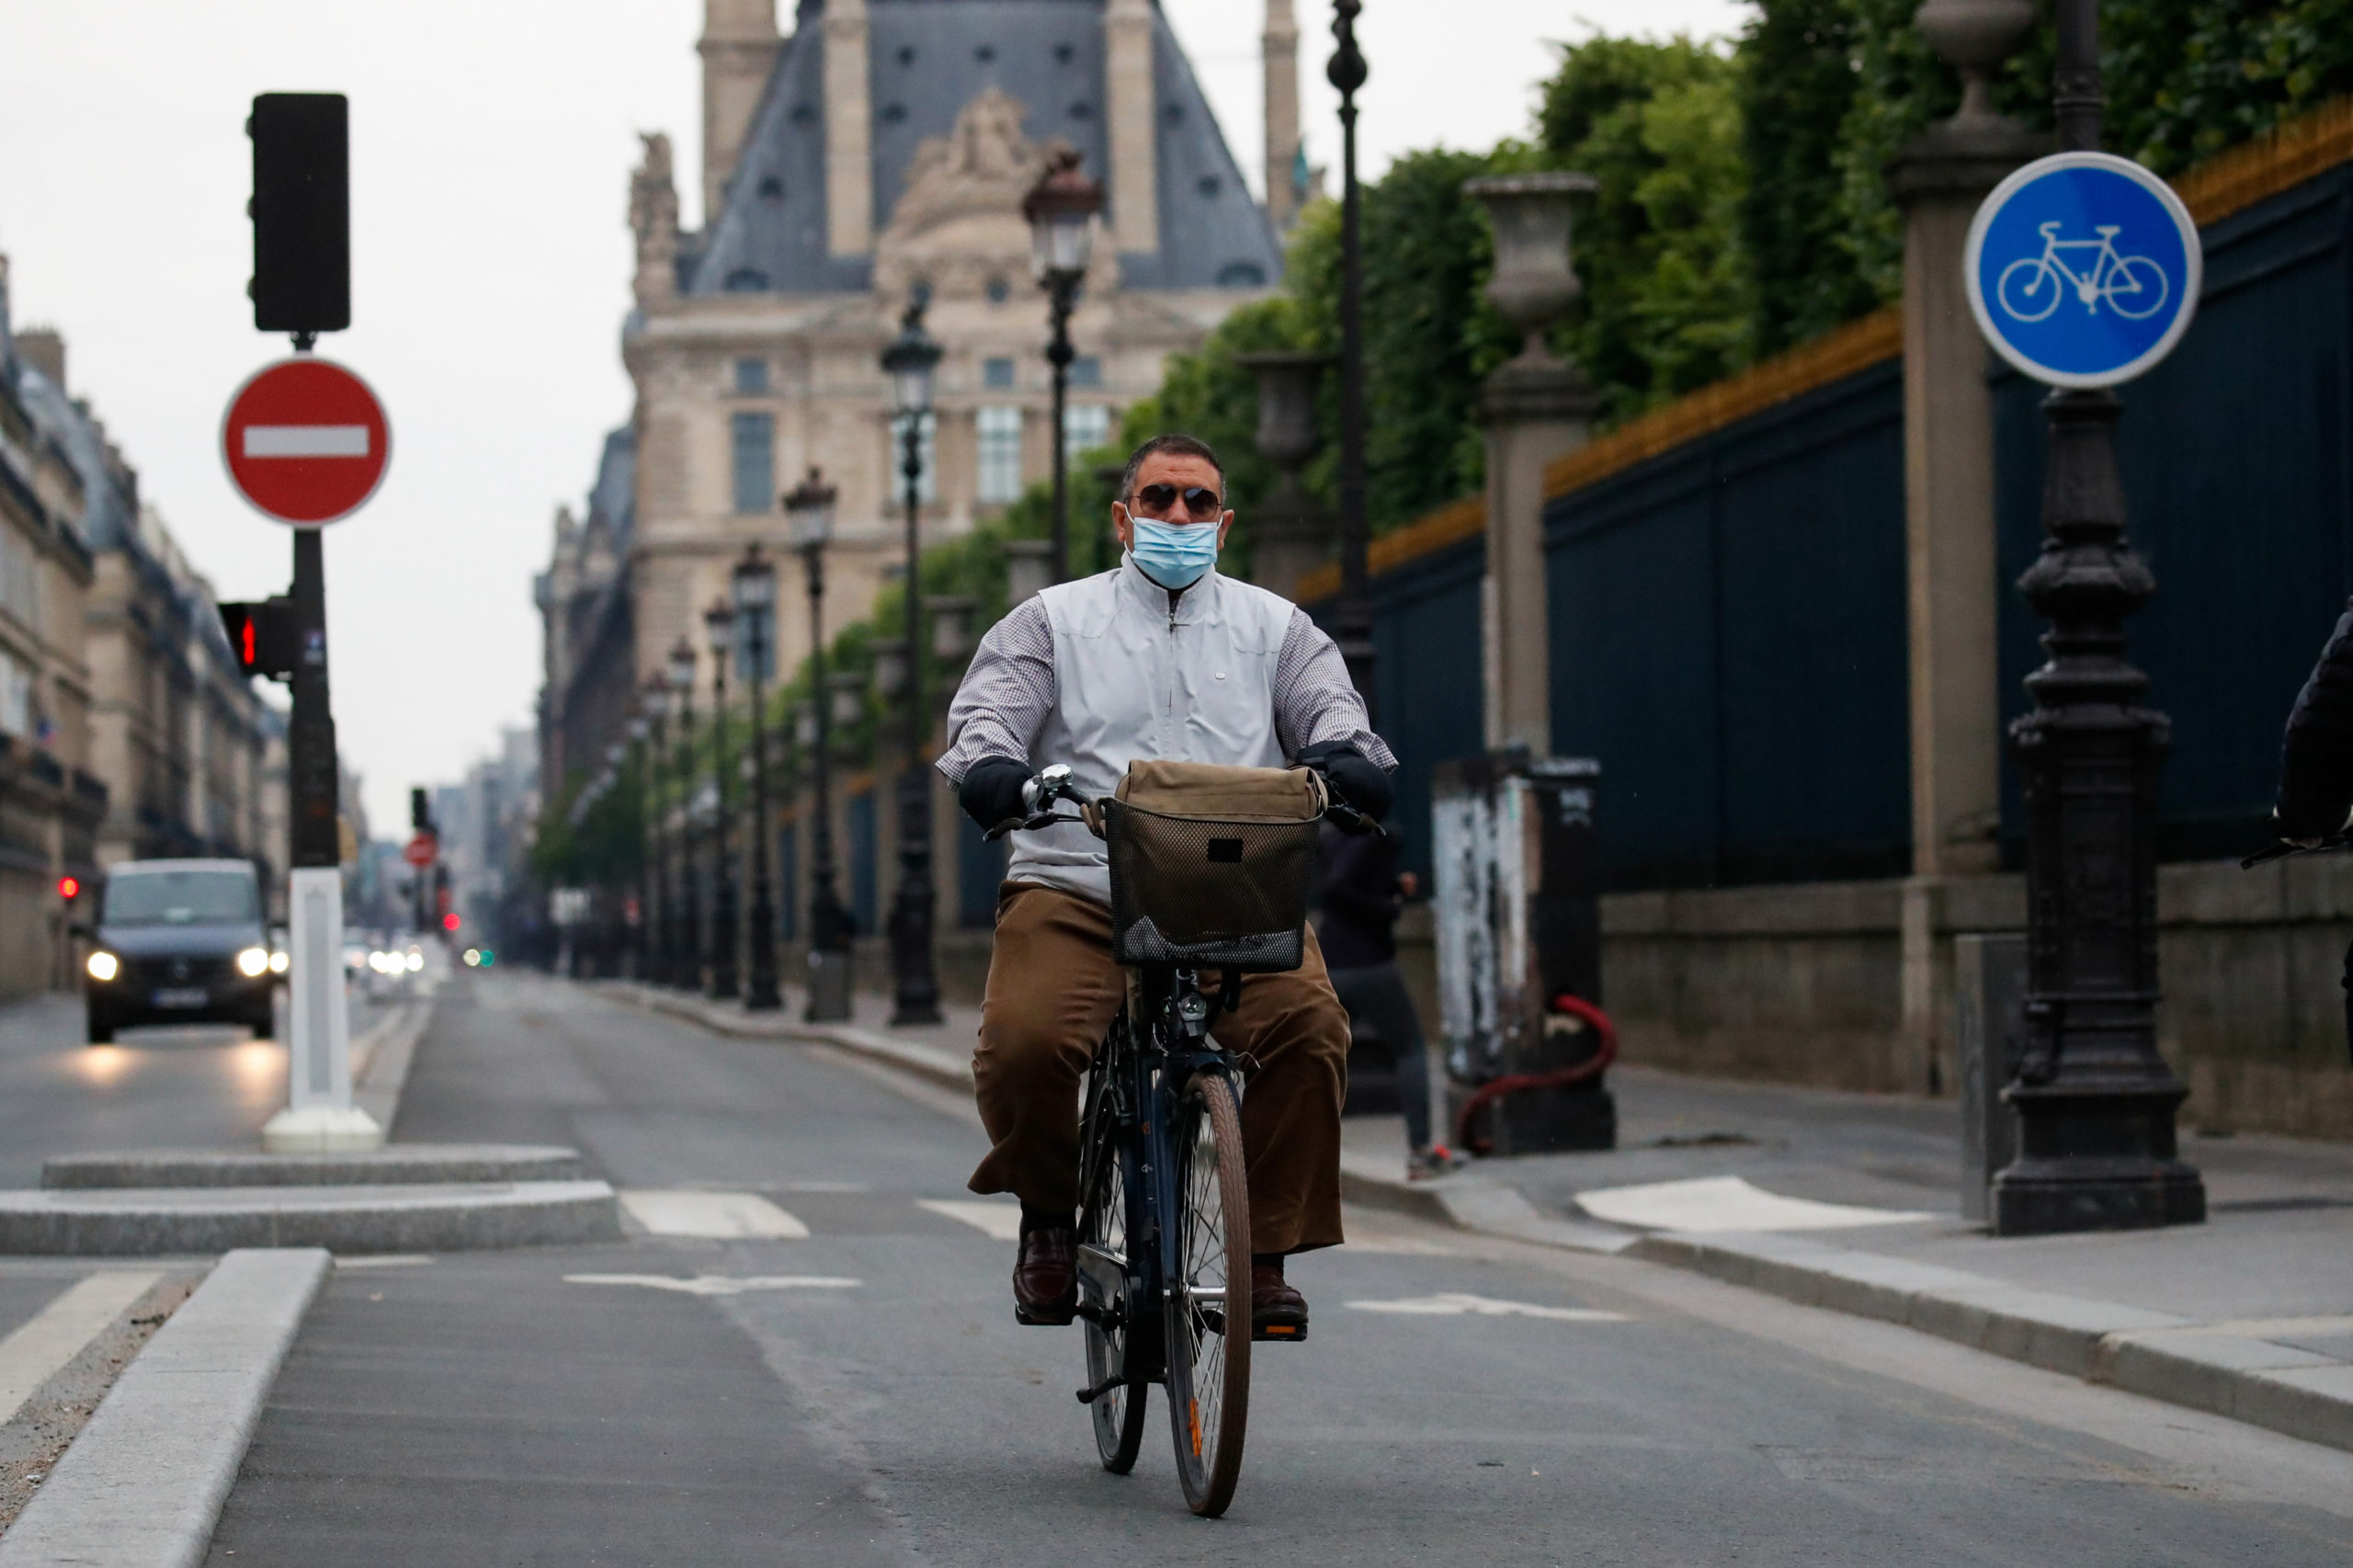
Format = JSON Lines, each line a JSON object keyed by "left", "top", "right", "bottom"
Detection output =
{"left": 1075, "top": 964, "right": 1232, "bottom": 1400}
{"left": 2031, "top": 221, "right": 2130, "bottom": 302}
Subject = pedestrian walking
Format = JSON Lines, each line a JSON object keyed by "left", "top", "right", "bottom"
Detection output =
{"left": 1316, "top": 821, "right": 1456, "bottom": 1179}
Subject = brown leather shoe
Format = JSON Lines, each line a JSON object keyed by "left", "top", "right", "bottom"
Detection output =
{"left": 1251, "top": 1263, "right": 1309, "bottom": 1342}
{"left": 1013, "top": 1228, "right": 1077, "bottom": 1325}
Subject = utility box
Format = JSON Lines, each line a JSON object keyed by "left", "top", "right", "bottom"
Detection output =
{"left": 1955, "top": 933, "right": 2027, "bottom": 1223}
{"left": 1431, "top": 751, "right": 1614, "bottom": 1155}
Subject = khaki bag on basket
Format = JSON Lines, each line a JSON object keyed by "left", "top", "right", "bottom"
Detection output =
{"left": 1097, "top": 762, "right": 1326, "bottom": 956}
{"left": 1110, "top": 760, "right": 1327, "bottom": 821}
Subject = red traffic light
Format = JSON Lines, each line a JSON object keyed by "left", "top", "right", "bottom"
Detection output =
{"left": 441, "top": 912, "right": 460, "bottom": 932}
{"left": 56, "top": 875, "right": 79, "bottom": 902}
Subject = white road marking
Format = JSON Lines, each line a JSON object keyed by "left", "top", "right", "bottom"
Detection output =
{"left": 1347, "top": 1292, "right": 1631, "bottom": 1322}
{"left": 0, "top": 1271, "right": 161, "bottom": 1423}
{"left": 332, "top": 1254, "right": 435, "bottom": 1268}
{"left": 618, "top": 1190, "right": 810, "bottom": 1238}
{"left": 785, "top": 1181, "right": 870, "bottom": 1193}
{"left": 1573, "top": 1176, "right": 1933, "bottom": 1233}
{"left": 918, "top": 1199, "right": 1024, "bottom": 1240}
{"left": 243, "top": 424, "right": 369, "bottom": 458}
{"left": 563, "top": 1274, "right": 859, "bottom": 1297}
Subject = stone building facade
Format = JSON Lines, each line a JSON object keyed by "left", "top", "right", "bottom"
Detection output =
{"left": 540, "top": 0, "right": 1298, "bottom": 800}
{"left": 0, "top": 256, "right": 284, "bottom": 994}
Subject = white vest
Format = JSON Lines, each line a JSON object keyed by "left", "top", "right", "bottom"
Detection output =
{"left": 1007, "top": 560, "right": 1296, "bottom": 906}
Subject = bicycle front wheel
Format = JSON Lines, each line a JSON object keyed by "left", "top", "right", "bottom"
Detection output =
{"left": 1078, "top": 1077, "right": 1147, "bottom": 1473}
{"left": 1165, "top": 1071, "right": 1251, "bottom": 1517}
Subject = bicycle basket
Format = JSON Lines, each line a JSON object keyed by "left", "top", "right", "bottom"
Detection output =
{"left": 1104, "top": 798, "right": 1320, "bottom": 972}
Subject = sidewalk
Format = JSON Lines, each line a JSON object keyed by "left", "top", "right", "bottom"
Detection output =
{"left": 619, "top": 978, "right": 2353, "bottom": 1454}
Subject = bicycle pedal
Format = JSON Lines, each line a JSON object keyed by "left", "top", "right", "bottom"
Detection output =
{"left": 1252, "top": 1321, "right": 1308, "bottom": 1342}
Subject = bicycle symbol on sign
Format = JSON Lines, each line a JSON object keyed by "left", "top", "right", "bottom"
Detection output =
{"left": 1996, "top": 222, "right": 2170, "bottom": 323}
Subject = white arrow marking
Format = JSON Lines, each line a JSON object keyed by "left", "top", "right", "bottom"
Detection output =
{"left": 563, "top": 1274, "right": 860, "bottom": 1297}
{"left": 244, "top": 424, "right": 369, "bottom": 458}
{"left": 618, "top": 1189, "right": 809, "bottom": 1238}
{"left": 1346, "top": 1292, "right": 1631, "bottom": 1321}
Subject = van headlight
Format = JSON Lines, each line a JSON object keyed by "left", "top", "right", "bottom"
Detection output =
{"left": 85, "top": 950, "right": 119, "bottom": 983}
{"left": 269, "top": 950, "right": 289, "bottom": 974}
{"left": 236, "top": 947, "right": 271, "bottom": 978}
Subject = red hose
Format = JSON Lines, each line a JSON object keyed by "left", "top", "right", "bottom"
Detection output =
{"left": 1453, "top": 994, "right": 1618, "bottom": 1157}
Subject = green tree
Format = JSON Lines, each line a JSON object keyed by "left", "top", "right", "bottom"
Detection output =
{"left": 1538, "top": 35, "right": 1754, "bottom": 420}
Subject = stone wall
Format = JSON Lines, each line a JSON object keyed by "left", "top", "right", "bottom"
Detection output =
{"left": 1389, "top": 858, "right": 2353, "bottom": 1142}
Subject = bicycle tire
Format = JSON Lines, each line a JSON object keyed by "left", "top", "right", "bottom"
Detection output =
{"left": 1078, "top": 1055, "right": 1148, "bottom": 1473}
{"left": 1164, "top": 1071, "right": 1251, "bottom": 1517}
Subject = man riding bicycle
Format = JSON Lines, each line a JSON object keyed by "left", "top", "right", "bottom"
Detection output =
{"left": 938, "top": 433, "right": 1395, "bottom": 1339}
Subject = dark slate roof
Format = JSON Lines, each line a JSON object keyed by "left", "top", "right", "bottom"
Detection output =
{"left": 12, "top": 366, "right": 131, "bottom": 553}
{"left": 693, "top": 0, "right": 1280, "bottom": 296}
{"left": 585, "top": 426, "right": 635, "bottom": 549}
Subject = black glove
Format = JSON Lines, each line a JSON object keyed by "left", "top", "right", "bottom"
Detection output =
{"left": 1296, "top": 741, "right": 1393, "bottom": 823}
{"left": 958, "top": 756, "right": 1031, "bottom": 833}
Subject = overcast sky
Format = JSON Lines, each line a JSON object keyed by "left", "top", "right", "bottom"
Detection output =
{"left": 0, "top": 0, "right": 1747, "bottom": 835}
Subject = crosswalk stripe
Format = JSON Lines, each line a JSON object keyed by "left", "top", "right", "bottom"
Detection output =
{"left": 563, "top": 1274, "right": 858, "bottom": 1296}
{"left": 0, "top": 1271, "right": 161, "bottom": 1424}
{"left": 917, "top": 1199, "right": 1023, "bottom": 1241}
{"left": 1346, "top": 1292, "right": 1631, "bottom": 1322}
{"left": 618, "top": 1190, "right": 809, "bottom": 1239}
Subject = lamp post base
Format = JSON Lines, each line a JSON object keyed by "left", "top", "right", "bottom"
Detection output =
{"left": 1992, "top": 1160, "right": 2207, "bottom": 1234}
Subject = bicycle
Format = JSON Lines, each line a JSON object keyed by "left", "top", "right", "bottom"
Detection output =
{"left": 1996, "top": 221, "right": 2169, "bottom": 323}
{"left": 988, "top": 760, "right": 1376, "bottom": 1517}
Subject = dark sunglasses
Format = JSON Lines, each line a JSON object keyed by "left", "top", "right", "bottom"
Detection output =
{"left": 1127, "top": 483, "right": 1224, "bottom": 520}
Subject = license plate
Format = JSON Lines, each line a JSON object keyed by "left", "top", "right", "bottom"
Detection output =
{"left": 152, "top": 987, "right": 208, "bottom": 1008}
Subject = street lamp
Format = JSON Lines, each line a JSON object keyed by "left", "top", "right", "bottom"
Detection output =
{"left": 881, "top": 297, "right": 946, "bottom": 1027}
{"left": 1991, "top": 0, "right": 2203, "bottom": 1234}
{"left": 642, "top": 682, "right": 674, "bottom": 985}
{"left": 702, "top": 598, "right": 741, "bottom": 1001}
{"left": 1328, "top": 0, "right": 1374, "bottom": 714}
{"left": 667, "top": 637, "right": 700, "bottom": 991}
{"left": 1024, "top": 147, "right": 1105, "bottom": 585}
{"left": 784, "top": 467, "right": 853, "bottom": 1022}
{"left": 733, "top": 544, "right": 782, "bottom": 1011}
{"left": 627, "top": 714, "right": 652, "bottom": 980}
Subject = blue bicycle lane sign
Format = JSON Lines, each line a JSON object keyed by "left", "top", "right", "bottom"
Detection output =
{"left": 1964, "top": 151, "right": 2202, "bottom": 389}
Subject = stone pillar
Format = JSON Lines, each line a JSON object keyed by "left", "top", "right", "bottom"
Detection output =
{"left": 1888, "top": 0, "right": 2040, "bottom": 1094}
{"left": 824, "top": 0, "right": 872, "bottom": 256}
{"left": 700, "top": 0, "right": 782, "bottom": 222}
{"left": 1105, "top": 0, "right": 1158, "bottom": 255}
{"left": 1262, "top": 0, "right": 1302, "bottom": 230}
{"left": 1464, "top": 174, "right": 1597, "bottom": 755}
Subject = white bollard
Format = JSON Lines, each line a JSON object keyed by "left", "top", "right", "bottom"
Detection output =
{"left": 261, "top": 866, "right": 383, "bottom": 1153}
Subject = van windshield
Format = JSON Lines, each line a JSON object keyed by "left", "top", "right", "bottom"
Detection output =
{"left": 103, "top": 870, "right": 258, "bottom": 926}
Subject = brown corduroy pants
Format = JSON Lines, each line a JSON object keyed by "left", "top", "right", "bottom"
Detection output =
{"left": 968, "top": 882, "right": 1348, "bottom": 1255}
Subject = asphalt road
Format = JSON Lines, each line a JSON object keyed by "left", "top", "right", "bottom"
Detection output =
{"left": 205, "top": 973, "right": 2353, "bottom": 1565}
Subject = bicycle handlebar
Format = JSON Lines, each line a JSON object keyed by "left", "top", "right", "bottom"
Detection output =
{"left": 983, "top": 763, "right": 1384, "bottom": 841}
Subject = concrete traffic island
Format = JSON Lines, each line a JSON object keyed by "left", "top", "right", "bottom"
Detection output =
{"left": 0, "top": 1179, "right": 621, "bottom": 1256}
{"left": 40, "top": 1144, "right": 589, "bottom": 1188}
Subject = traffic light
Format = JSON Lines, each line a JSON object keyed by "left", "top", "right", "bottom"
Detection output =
{"left": 56, "top": 875, "right": 79, "bottom": 903}
{"left": 442, "top": 912, "right": 460, "bottom": 933}
{"left": 248, "top": 93, "right": 350, "bottom": 336}
{"left": 219, "top": 597, "right": 297, "bottom": 681}
{"left": 411, "top": 788, "right": 432, "bottom": 832}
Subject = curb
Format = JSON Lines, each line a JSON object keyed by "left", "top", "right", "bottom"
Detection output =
{"left": 0, "top": 1180, "right": 621, "bottom": 1256}
{"left": 40, "top": 1145, "right": 589, "bottom": 1190}
{"left": 0, "top": 1247, "right": 329, "bottom": 1568}
{"left": 615, "top": 983, "right": 975, "bottom": 1093}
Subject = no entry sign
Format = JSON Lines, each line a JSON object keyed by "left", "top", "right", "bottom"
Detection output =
{"left": 404, "top": 833, "right": 438, "bottom": 869}
{"left": 221, "top": 357, "right": 390, "bottom": 525}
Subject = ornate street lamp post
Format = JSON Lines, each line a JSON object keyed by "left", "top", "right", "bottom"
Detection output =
{"left": 642, "top": 682, "right": 675, "bottom": 985}
{"left": 628, "top": 713, "right": 652, "bottom": 980}
{"left": 785, "top": 468, "right": 854, "bottom": 1022}
{"left": 1327, "top": 0, "right": 1374, "bottom": 713}
{"left": 1991, "top": 0, "right": 2204, "bottom": 1234}
{"left": 666, "top": 637, "right": 700, "bottom": 991}
{"left": 881, "top": 301, "right": 946, "bottom": 1025}
{"left": 1024, "top": 148, "right": 1105, "bottom": 585}
{"left": 734, "top": 545, "right": 783, "bottom": 1012}
{"left": 701, "top": 599, "right": 741, "bottom": 1000}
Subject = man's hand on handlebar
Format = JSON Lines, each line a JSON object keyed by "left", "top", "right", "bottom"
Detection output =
{"left": 983, "top": 764, "right": 1089, "bottom": 840}
{"left": 1295, "top": 741, "right": 1392, "bottom": 835}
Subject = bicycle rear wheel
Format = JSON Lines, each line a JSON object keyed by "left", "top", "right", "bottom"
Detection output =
{"left": 1078, "top": 1077, "right": 1147, "bottom": 1473}
{"left": 1165, "top": 1071, "right": 1251, "bottom": 1517}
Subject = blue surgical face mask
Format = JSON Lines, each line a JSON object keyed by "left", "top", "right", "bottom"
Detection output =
{"left": 1128, "top": 515, "right": 1221, "bottom": 589}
